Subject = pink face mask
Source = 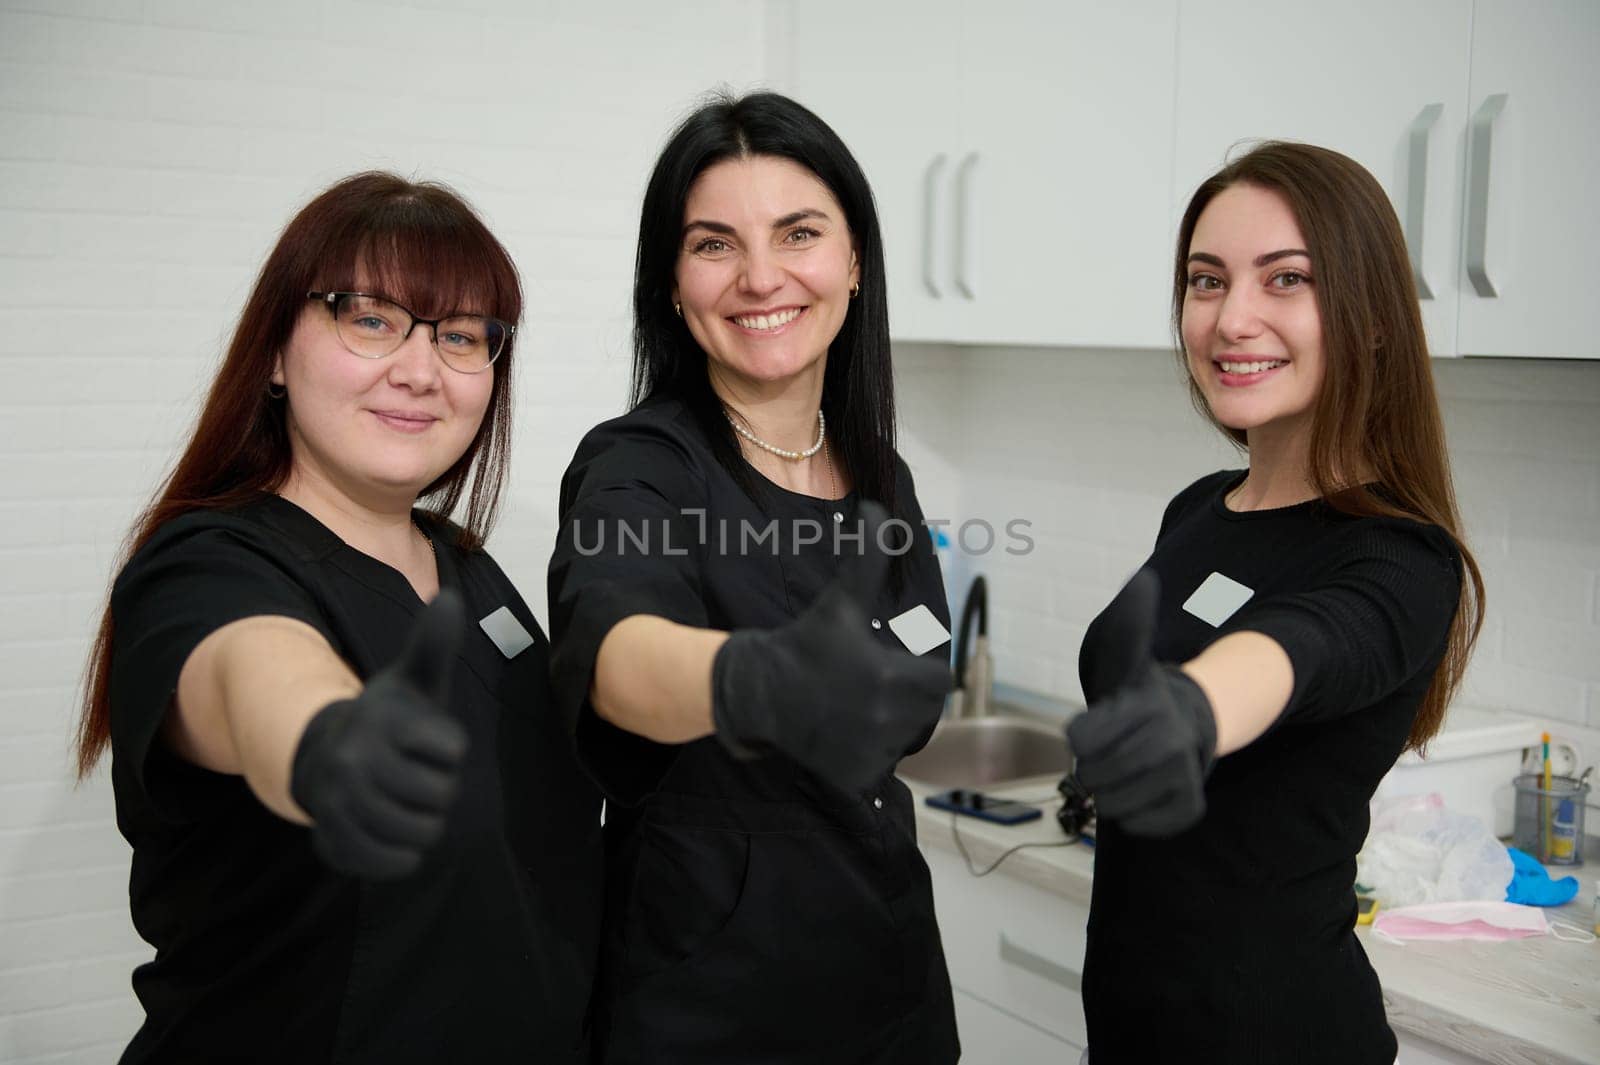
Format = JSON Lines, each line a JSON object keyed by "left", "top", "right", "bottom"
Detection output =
{"left": 1372, "top": 901, "right": 1595, "bottom": 945}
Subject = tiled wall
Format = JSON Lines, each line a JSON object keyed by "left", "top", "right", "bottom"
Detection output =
{"left": 0, "top": 2, "right": 766, "bottom": 1059}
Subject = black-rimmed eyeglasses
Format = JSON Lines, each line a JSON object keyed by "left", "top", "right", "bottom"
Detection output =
{"left": 307, "top": 291, "right": 514, "bottom": 374}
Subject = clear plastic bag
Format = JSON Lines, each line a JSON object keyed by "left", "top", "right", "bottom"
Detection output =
{"left": 1357, "top": 793, "right": 1512, "bottom": 908}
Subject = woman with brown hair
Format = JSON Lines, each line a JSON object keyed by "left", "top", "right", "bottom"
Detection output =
{"left": 1066, "top": 142, "right": 1485, "bottom": 1064}
{"left": 76, "top": 172, "right": 602, "bottom": 1064}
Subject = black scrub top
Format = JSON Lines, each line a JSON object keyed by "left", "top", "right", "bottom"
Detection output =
{"left": 108, "top": 494, "right": 603, "bottom": 1065}
{"left": 1080, "top": 471, "right": 1461, "bottom": 1064}
{"left": 548, "top": 395, "right": 960, "bottom": 1065}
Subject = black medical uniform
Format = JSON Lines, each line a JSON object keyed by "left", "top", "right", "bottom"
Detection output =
{"left": 547, "top": 395, "right": 960, "bottom": 1065}
{"left": 108, "top": 495, "right": 603, "bottom": 1065}
{"left": 1080, "top": 470, "right": 1462, "bottom": 1065}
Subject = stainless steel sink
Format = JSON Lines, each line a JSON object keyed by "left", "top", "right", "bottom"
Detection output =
{"left": 897, "top": 716, "right": 1073, "bottom": 789}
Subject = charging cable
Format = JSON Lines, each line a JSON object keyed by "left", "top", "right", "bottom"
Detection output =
{"left": 949, "top": 792, "right": 1082, "bottom": 878}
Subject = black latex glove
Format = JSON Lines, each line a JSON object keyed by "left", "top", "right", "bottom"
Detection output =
{"left": 290, "top": 589, "right": 469, "bottom": 879}
{"left": 1066, "top": 569, "right": 1217, "bottom": 838}
{"left": 712, "top": 500, "right": 952, "bottom": 792}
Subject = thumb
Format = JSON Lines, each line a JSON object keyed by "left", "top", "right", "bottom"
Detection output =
{"left": 1080, "top": 568, "right": 1159, "bottom": 702}
{"left": 833, "top": 499, "right": 898, "bottom": 610}
{"left": 392, "top": 587, "right": 466, "bottom": 706}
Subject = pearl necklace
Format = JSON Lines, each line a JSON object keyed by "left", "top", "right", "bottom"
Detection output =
{"left": 725, "top": 408, "right": 825, "bottom": 461}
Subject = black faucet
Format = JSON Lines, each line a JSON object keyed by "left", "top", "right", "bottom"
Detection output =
{"left": 949, "top": 576, "right": 990, "bottom": 718}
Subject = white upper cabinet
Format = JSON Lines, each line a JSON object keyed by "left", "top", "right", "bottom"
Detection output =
{"left": 777, "top": 0, "right": 1598, "bottom": 358}
{"left": 780, "top": 0, "right": 967, "bottom": 344}
{"left": 780, "top": 1, "right": 1178, "bottom": 350}
{"left": 1170, "top": 0, "right": 1473, "bottom": 359}
{"left": 955, "top": 4, "right": 1178, "bottom": 350}
{"left": 1454, "top": 0, "right": 1600, "bottom": 359}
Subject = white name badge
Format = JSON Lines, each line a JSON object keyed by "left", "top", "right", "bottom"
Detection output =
{"left": 1182, "top": 572, "right": 1255, "bottom": 627}
{"left": 887, "top": 604, "right": 951, "bottom": 656}
{"left": 479, "top": 606, "right": 534, "bottom": 659}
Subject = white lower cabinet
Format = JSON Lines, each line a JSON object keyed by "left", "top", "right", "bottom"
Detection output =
{"left": 1394, "top": 1031, "right": 1492, "bottom": 1065}
{"left": 952, "top": 988, "right": 1081, "bottom": 1065}
{"left": 926, "top": 837, "right": 1503, "bottom": 1065}
{"left": 924, "top": 843, "right": 1088, "bottom": 1062}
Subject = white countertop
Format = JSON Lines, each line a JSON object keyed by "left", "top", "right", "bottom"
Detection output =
{"left": 907, "top": 777, "right": 1600, "bottom": 1065}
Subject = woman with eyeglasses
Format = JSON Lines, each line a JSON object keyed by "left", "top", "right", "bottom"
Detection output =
{"left": 547, "top": 91, "right": 958, "bottom": 1064}
{"left": 76, "top": 172, "right": 602, "bottom": 1064}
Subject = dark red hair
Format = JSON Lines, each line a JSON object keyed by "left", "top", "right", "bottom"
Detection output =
{"left": 75, "top": 171, "right": 522, "bottom": 775}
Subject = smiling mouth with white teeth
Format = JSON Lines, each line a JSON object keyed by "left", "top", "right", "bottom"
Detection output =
{"left": 1217, "top": 358, "right": 1289, "bottom": 374}
{"left": 732, "top": 307, "right": 805, "bottom": 332}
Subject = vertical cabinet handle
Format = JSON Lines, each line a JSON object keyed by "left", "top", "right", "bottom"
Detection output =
{"left": 1405, "top": 103, "right": 1443, "bottom": 300}
{"left": 998, "top": 932, "right": 1080, "bottom": 991}
{"left": 952, "top": 151, "right": 980, "bottom": 299}
{"left": 922, "top": 154, "right": 948, "bottom": 298}
{"left": 1466, "top": 93, "right": 1509, "bottom": 298}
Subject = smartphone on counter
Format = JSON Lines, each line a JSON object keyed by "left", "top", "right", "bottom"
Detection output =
{"left": 925, "top": 789, "right": 1043, "bottom": 825}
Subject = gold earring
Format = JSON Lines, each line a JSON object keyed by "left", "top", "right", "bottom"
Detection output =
{"left": 850, "top": 282, "right": 860, "bottom": 299}
{"left": 674, "top": 302, "right": 682, "bottom": 317}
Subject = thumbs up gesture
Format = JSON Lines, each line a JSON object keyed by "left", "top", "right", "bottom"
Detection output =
{"left": 290, "top": 589, "right": 469, "bottom": 878}
{"left": 1066, "top": 569, "right": 1217, "bottom": 838}
{"left": 712, "top": 500, "right": 952, "bottom": 792}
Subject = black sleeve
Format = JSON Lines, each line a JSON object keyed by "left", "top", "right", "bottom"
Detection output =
{"left": 108, "top": 514, "right": 335, "bottom": 822}
{"left": 1224, "top": 520, "right": 1462, "bottom": 725}
{"left": 895, "top": 457, "right": 953, "bottom": 756}
{"left": 896, "top": 457, "right": 951, "bottom": 636}
{"left": 546, "top": 418, "right": 713, "bottom": 805}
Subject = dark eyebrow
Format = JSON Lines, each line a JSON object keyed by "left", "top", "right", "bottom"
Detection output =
{"left": 1255, "top": 248, "right": 1311, "bottom": 266}
{"left": 682, "top": 219, "right": 736, "bottom": 238}
{"left": 1185, "top": 248, "right": 1311, "bottom": 269}
{"left": 773, "top": 208, "right": 830, "bottom": 229}
{"left": 682, "top": 208, "right": 833, "bottom": 241}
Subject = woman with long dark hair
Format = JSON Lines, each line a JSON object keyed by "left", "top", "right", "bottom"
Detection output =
{"left": 77, "top": 173, "right": 602, "bottom": 1064}
{"left": 547, "top": 91, "right": 959, "bottom": 1063}
{"left": 1067, "top": 142, "right": 1486, "bottom": 1063}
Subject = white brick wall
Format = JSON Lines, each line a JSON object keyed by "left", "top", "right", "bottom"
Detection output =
{"left": 0, "top": 2, "right": 767, "bottom": 1058}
